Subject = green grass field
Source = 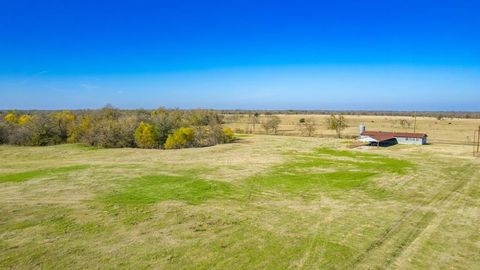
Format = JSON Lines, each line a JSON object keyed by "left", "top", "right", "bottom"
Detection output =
{"left": 1, "top": 135, "right": 479, "bottom": 269}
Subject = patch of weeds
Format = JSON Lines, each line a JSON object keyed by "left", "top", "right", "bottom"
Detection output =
{"left": 251, "top": 171, "right": 376, "bottom": 193}
{"left": 248, "top": 148, "right": 414, "bottom": 197}
{"left": 102, "top": 174, "right": 235, "bottom": 224}
{"left": 104, "top": 175, "right": 234, "bottom": 206}
{"left": 1, "top": 206, "right": 108, "bottom": 236}
{"left": 46, "top": 216, "right": 103, "bottom": 235}
{"left": 49, "top": 214, "right": 81, "bottom": 233}
{"left": 0, "top": 165, "right": 90, "bottom": 183}
{"left": 1, "top": 220, "right": 38, "bottom": 231}
{"left": 315, "top": 148, "right": 413, "bottom": 174}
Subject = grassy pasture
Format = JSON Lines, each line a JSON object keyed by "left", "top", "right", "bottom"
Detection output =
{"left": 225, "top": 114, "right": 480, "bottom": 144}
{"left": 0, "top": 132, "right": 479, "bottom": 269}
{"left": 0, "top": 165, "right": 89, "bottom": 183}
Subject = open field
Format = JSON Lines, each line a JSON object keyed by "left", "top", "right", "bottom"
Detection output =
{"left": 1, "top": 133, "right": 480, "bottom": 269}
{"left": 225, "top": 114, "right": 480, "bottom": 145}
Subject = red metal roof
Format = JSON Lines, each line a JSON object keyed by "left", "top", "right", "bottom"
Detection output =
{"left": 361, "top": 131, "right": 427, "bottom": 142}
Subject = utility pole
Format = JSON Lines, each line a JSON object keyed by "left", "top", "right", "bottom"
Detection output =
{"left": 474, "top": 126, "right": 480, "bottom": 157}
{"left": 413, "top": 112, "right": 417, "bottom": 134}
{"left": 477, "top": 126, "right": 480, "bottom": 155}
{"left": 474, "top": 130, "right": 477, "bottom": 157}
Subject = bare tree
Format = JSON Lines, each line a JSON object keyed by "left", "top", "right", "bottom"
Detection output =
{"left": 327, "top": 114, "right": 348, "bottom": 138}
{"left": 399, "top": 119, "right": 411, "bottom": 129}
{"left": 262, "top": 116, "right": 281, "bottom": 135}
{"left": 298, "top": 118, "right": 317, "bottom": 137}
{"left": 250, "top": 112, "right": 260, "bottom": 134}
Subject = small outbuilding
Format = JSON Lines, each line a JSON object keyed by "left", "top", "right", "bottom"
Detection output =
{"left": 358, "top": 125, "right": 428, "bottom": 146}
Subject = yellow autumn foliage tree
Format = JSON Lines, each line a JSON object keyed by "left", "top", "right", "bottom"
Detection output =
{"left": 223, "top": 127, "right": 235, "bottom": 142}
{"left": 53, "top": 110, "right": 76, "bottom": 141}
{"left": 54, "top": 110, "right": 75, "bottom": 123}
{"left": 4, "top": 112, "right": 18, "bottom": 124}
{"left": 134, "top": 122, "right": 157, "bottom": 148}
{"left": 68, "top": 115, "right": 92, "bottom": 143}
{"left": 164, "top": 127, "right": 194, "bottom": 149}
{"left": 18, "top": 115, "right": 33, "bottom": 126}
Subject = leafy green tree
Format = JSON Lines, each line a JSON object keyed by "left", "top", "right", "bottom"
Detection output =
{"left": 150, "top": 110, "right": 181, "bottom": 146}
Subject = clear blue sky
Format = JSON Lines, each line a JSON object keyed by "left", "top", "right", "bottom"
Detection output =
{"left": 1, "top": 0, "right": 479, "bottom": 110}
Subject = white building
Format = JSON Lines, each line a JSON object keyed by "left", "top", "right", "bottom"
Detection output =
{"left": 358, "top": 125, "right": 428, "bottom": 146}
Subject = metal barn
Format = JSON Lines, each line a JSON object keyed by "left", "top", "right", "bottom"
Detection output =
{"left": 358, "top": 125, "right": 428, "bottom": 146}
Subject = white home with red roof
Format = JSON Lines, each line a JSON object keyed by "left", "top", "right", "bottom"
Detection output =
{"left": 358, "top": 125, "right": 428, "bottom": 146}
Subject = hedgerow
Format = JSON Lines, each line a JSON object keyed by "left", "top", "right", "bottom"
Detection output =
{"left": 0, "top": 107, "right": 235, "bottom": 149}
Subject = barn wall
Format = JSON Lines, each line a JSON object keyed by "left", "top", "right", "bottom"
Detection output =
{"left": 396, "top": 137, "right": 424, "bottom": 145}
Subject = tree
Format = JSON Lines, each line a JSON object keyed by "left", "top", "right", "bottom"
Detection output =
{"left": 208, "top": 122, "right": 224, "bottom": 145}
{"left": 187, "top": 110, "right": 223, "bottom": 126}
{"left": 100, "top": 104, "right": 120, "bottom": 120}
{"left": 83, "top": 118, "right": 122, "bottom": 148}
{"left": 26, "top": 115, "right": 62, "bottom": 146}
{"left": 151, "top": 110, "right": 180, "bottom": 146}
{"left": 223, "top": 127, "right": 235, "bottom": 142}
{"left": 327, "top": 115, "right": 348, "bottom": 138}
{"left": 18, "top": 115, "right": 33, "bottom": 126}
{"left": 261, "top": 116, "right": 281, "bottom": 134}
{"left": 399, "top": 119, "right": 411, "bottom": 129}
{"left": 250, "top": 112, "right": 260, "bottom": 133}
{"left": 69, "top": 110, "right": 138, "bottom": 148}
{"left": 68, "top": 115, "right": 93, "bottom": 143}
{"left": 298, "top": 118, "right": 316, "bottom": 137}
{"left": 116, "top": 115, "right": 138, "bottom": 147}
{"left": 0, "top": 122, "right": 7, "bottom": 144}
{"left": 53, "top": 110, "right": 75, "bottom": 142}
{"left": 0, "top": 109, "right": 232, "bottom": 149}
{"left": 7, "top": 125, "right": 32, "bottom": 145}
{"left": 134, "top": 122, "right": 157, "bottom": 148}
{"left": 4, "top": 112, "right": 18, "bottom": 124}
{"left": 164, "top": 127, "right": 195, "bottom": 149}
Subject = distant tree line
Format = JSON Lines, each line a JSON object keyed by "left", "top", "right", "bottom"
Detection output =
{"left": 0, "top": 107, "right": 235, "bottom": 149}
{"left": 220, "top": 110, "right": 480, "bottom": 119}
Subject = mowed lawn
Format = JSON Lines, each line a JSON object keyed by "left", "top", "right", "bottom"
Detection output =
{"left": 0, "top": 135, "right": 479, "bottom": 269}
